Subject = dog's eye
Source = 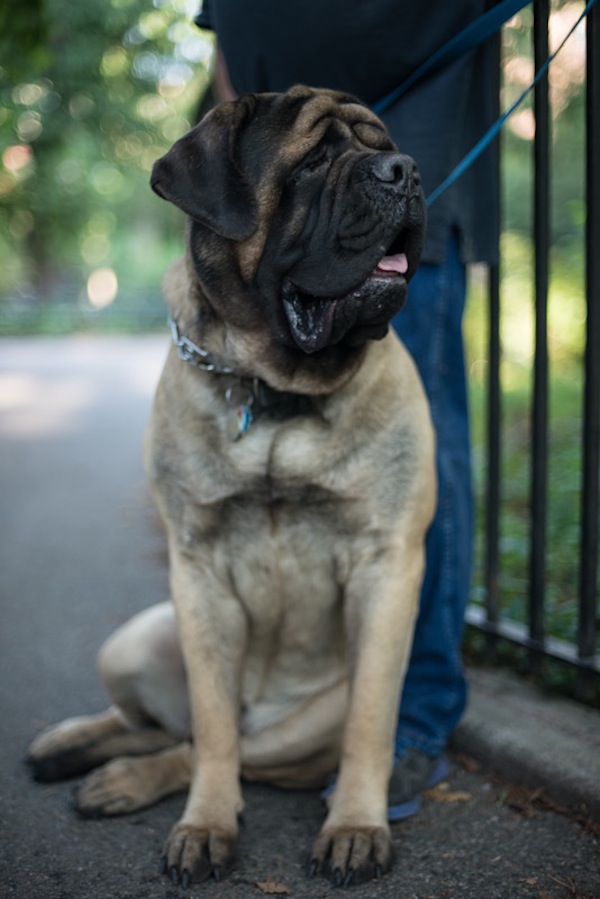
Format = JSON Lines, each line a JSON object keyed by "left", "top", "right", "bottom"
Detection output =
{"left": 306, "top": 151, "right": 328, "bottom": 170}
{"left": 303, "top": 147, "right": 331, "bottom": 174}
{"left": 288, "top": 146, "right": 333, "bottom": 186}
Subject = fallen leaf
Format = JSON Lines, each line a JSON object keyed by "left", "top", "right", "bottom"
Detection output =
{"left": 425, "top": 784, "right": 472, "bottom": 803}
{"left": 548, "top": 873, "right": 576, "bottom": 891}
{"left": 452, "top": 752, "right": 481, "bottom": 773}
{"left": 255, "top": 878, "right": 291, "bottom": 894}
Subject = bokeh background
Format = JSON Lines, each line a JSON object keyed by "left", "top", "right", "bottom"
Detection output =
{"left": 0, "top": 1, "right": 595, "bottom": 688}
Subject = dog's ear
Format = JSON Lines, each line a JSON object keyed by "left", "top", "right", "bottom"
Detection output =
{"left": 150, "top": 97, "right": 259, "bottom": 241}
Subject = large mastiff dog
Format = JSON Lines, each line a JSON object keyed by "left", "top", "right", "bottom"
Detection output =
{"left": 27, "top": 85, "right": 434, "bottom": 887}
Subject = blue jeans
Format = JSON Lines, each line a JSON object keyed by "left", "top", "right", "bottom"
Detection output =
{"left": 391, "top": 233, "right": 473, "bottom": 758}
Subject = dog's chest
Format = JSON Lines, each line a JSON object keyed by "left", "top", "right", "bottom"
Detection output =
{"left": 189, "top": 456, "right": 353, "bottom": 715}
{"left": 203, "top": 475, "right": 353, "bottom": 614}
{"left": 223, "top": 489, "right": 349, "bottom": 717}
{"left": 167, "top": 418, "right": 361, "bottom": 629}
{"left": 162, "top": 410, "right": 366, "bottom": 546}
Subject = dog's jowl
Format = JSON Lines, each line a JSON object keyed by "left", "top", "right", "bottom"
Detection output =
{"left": 27, "top": 85, "right": 435, "bottom": 887}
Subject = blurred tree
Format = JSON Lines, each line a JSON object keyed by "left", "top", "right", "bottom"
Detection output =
{"left": 0, "top": 0, "right": 212, "bottom": 297}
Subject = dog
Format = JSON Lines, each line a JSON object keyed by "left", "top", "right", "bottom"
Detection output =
{"left": 26, "top": 85, "right": 434, "bottom": 887}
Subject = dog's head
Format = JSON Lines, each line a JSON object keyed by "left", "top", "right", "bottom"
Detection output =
{"left": 151, "top": 85, "right": 425, "bottom": 390}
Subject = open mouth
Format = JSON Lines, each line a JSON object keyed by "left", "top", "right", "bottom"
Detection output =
{"left": 374, "top": 250, "right": 408, "bottom": 277}
{"left": 282, "top": 234, "right": 412, "bottom": 354}
{"left": 374, "top": 232, "right": 409, "bottom": 278}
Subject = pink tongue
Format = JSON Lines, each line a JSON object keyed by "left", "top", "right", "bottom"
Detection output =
{"left": 377, "top": 252, "right": 408, "bottom": 275}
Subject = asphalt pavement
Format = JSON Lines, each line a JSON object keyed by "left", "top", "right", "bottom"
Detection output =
{"left": 1, "top": 335, "right": 598, "bottom": 899}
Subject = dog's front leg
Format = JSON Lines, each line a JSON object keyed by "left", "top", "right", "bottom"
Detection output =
{"left": 310, "top": 536, "right": 426, "bottom": 886}
{"left": 161, "top": 546, "right": 247, "bottom": 887}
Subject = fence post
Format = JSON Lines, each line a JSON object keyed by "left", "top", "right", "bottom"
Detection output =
{"left": 484, "top": 27, "right": 503, "bottom": 648}
{"left": 578, "top": 0, "right": 600, "bottom": 699}
{"left": 528, "top": 0, "right": 550, "bottom": 667}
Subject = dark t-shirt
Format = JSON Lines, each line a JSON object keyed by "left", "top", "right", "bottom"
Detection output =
{"left": 196, "top": 0, "right": 499, "bottom": 265}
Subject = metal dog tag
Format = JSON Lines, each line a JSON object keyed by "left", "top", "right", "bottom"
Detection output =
{"left": 225, "top": 384, "right": 254, "bottom": 441}
{"left": 226, "top": 404, "right": 253, "bottom": 441}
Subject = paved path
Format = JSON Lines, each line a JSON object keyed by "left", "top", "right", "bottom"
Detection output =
{"left": 1, "top": 336, "right": 598, "bottom": 899}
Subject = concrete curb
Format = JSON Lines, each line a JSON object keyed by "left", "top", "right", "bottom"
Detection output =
{"left": 451, "top": 666, "right": 600, "bottom": 820}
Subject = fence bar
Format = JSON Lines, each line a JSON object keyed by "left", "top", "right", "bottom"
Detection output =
{"left": 467, "top": 603, "right": 599, "bottom": 671}
{"left": 485, "top": 264, "right": 502, "bottom": 631}
{"left": 528, "top": 0, "right": 550, "bottom": 656}
{"left": 483, "top": 27, "right": 503, "bottom": 639}
{"left": 578, "top": 1, "right": 600, "bottom": 689}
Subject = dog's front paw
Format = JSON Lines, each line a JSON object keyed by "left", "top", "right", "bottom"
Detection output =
{"left": 308, "top": 824, "right": 393, "bottom": 887}
{"left": 161, "top": 821, "right": 237, "bottom": 887}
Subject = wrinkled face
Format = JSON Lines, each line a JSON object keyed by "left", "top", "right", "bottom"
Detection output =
{"left": 151, "top": 85, "right": 426, "bottom": 379}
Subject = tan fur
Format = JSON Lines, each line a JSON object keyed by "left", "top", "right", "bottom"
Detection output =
{"left": 27, "top": 87, "right": 434, "bottom": 887}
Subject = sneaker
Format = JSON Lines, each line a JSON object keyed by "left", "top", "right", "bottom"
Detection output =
{"left": 321, "top": 748, "right": 449, "bottom": 823}
{"left": 387, "top": 748, "right": 449, "bottom": 821}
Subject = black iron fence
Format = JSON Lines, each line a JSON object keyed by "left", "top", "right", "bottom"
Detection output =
{"left": 466, "top": 0, "right": 600, "bottom": 699}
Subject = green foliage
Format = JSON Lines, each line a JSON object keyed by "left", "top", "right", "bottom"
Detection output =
{"left": 0, "top": 0, "right": 212, "bottom": 307}
{"left": 501, "top": 2, "right": 587, "bottom": 248}
{"left": 463, "top": 3, "right": 596, "bottom": 680}
{"left": 466, "top": 221, "right": 589, "bottom": 652}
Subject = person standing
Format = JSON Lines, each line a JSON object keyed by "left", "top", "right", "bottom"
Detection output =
{"left": 195, "top": 0, "right": 499, "bottom": 819}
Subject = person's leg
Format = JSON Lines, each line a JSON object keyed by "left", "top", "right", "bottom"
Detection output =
{"left": 390, "top": 231, "right": 473, "bottom": 778}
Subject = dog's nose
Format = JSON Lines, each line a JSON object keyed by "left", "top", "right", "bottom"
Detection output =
{"left": 371, "top": 153, "right": 420, "bottom": 191}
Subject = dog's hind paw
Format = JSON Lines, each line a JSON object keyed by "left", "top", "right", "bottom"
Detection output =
{"left": 26, "top": 718, "right": 106, "bottom": 782}
{"left": 72, "top": 749, "right": 188, "bottom": 817}
{"left": 25, "top": 709, "right": 128, "bottom": 782}
{"left": 72, "top": 757, "right": 148, "bottom": 817}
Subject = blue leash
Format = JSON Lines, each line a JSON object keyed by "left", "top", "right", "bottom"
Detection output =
{"left": 372, "top": 0, "right": 532, "bottom": 116}
{"left": 373, "top": 0, "right": 598, "bottom": 207}
{"left": 427, "top": 0, "right": 597, "bottom": 205}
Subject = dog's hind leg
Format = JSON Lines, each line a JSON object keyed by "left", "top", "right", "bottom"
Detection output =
{"left": 241, "top": 679, "right": 347, "bottom": 789}
{"left": 26, "top": 707, "right": 179, "bottom": 783}
{"left": 73, "top": 741, "right": 192, "bottom": 817}
{"left": 26, "top": 602, "right": 191, "bottom": 784}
